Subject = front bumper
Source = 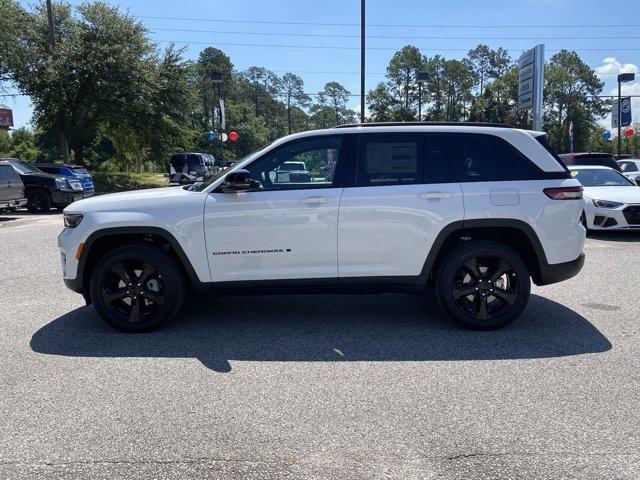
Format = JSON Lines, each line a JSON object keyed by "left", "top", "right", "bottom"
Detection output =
{"left": 83, "top": 189, "right": 95, "bottom": 198}
{"left": 536, "top": 253, "right": 585, "bottom": 286}
{"left": 51, "top": 190, "right": 84, "bottom": 207}
{"left": 585, "top": 203, "right": 640, "bottom": 230}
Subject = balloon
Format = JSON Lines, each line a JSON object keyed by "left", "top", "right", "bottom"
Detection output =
{"left": 602, "top": 131, "right": 612, "bottom": 141}
{"left": 625, "top": 128, "right": 635, "bottom": 138}
{"left": 229, "top": 131, "right": 239, "bottom": 142}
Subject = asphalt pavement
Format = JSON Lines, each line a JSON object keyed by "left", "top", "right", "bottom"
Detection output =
{"left": 1, "top": 211, "right": 639, "bottom": 479}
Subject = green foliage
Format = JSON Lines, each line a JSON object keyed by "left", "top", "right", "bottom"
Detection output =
{"left": 3, "top": 2, "right": 614, "bottom": 172}
{"left": 92, "top": 172, "right": 168, "bottom": 193}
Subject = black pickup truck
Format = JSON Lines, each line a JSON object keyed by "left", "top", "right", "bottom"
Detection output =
{"left": 2, "top": 158, "right": 85, "bottom": 213}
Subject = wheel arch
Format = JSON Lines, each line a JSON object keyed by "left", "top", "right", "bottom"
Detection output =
{"left": 423, "top": 219, "right": 548, "bottom": 285}
{"left": 77, "top": 227, "right": 202, "bottom": 300}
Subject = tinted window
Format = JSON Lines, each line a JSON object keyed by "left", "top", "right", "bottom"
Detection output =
{"left": 0, "top": 165, "right": 18, "bottom": 181}
{"left": 573, "top": 155, "right": 621, "bottom": 172}
{"left": 620, "top": 161, "right": 638, "bottom": 172}
{"left": 450, "top": 133, "right": 539, "bottom": 182}
{"left": 357, "top": 134, "right": 421, "bottom": 186}
{"left": 424, "top": 134, "right": 450, "bottom": 183}
{"left": 38, "top": 165, "right": 59, "bottom": 174}
{"left": 246, "top": 136, "right": 343, "bottom": 190}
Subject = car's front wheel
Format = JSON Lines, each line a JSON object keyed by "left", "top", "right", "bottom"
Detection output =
{"left": 27, "top": 190, "right": 51, "bottom": 213}
{"left": 90, "top": 244, "right": 185, "bottom": 332}
{"left": 435, "top": 241, "right": 531, "bottom": 330}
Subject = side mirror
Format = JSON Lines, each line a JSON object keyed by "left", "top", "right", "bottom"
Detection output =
{"left": 223, "top": 169, "right": 259, "bottom": 191}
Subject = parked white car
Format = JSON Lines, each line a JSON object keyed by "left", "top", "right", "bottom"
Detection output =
{"left": 569, "top": 165, "right": 640, "bottom": 230}
{"left": 618, "top": 158, "right": 640, "bottom": 183}
{"left": 59, "top": 123, "right": 586, "bottom": 332}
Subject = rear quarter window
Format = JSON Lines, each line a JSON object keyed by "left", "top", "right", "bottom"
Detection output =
{"left": 449, "top": 133, "right": 541, "bottom": 182}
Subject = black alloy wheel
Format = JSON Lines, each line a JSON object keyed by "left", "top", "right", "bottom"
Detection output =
{"left": 101, "top": 260, "right": 166, "bottom": 324}
{"left": 27, "top": 190, "right": 51, "bottom": 213}
{"left": 435, "top": 241, "right": 531, "bottom": 330}
{"left": 452, "top": 255, "right": 519, "bottom": 322}
{"left": 90, "top": 244, "right": 185, "bottom": 332}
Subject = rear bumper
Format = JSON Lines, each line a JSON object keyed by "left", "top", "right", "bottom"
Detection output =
{"left": 0, "top": 197, "right": 27, "bottom": 208}
{"left": 535, "top": 252, "right": 585, "bottom": 286}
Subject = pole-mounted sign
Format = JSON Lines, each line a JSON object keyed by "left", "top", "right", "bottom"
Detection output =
{"left": 612, "top": 97, "right": 632, "bottom": 129}
{"left": 518, "top": 44, "right": 545, "bottom": 131}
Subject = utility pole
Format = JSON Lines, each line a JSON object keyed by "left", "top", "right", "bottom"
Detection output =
{"left": 46, "top": 0, "right": 69, "bottom": 162}
{"left": 360, "top": 0, "right": 365, "bottom": 124}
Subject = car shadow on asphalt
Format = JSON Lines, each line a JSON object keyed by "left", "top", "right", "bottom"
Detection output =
{"left": 587, "top": 230, "right": 640, "bottom": 242}
{"left": 30, "top": 293, "right": 612, "bottom": 373}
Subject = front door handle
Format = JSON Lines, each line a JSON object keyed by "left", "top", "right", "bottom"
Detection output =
{"left": 418, "top": 191, "right": 452, "bottom": 200}
{"left": 299, "top": 196, "right": 330, "bottom": 204}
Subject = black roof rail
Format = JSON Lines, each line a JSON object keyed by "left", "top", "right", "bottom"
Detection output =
{"left": 333, "top": 121, "right": 514, "bottom": 129}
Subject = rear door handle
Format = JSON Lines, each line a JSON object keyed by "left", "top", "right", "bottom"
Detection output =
{"left": 418, "top": 191, "right": 452, "bottom": 200}
{"left": 299, "top": 196, "right": 330, "bottom": 204}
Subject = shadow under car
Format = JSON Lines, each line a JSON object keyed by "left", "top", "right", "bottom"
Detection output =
{"left": 30, "top": 293, "right": 611, "bottom": 372}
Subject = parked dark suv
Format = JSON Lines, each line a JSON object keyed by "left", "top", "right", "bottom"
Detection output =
{"left": 0, "top": 160, "right": 27, "bottom": 210}
{"left": 558, "top": 152, "right": 622, "bottom": 172}
{"left": 3, "top": 158, "right": 84, "bottom": 213}
{"left": 169, "top": 152, "right": 217, "bottom": 185}
{"left": 35, "top": 163, "right": 95, "bottom": 197}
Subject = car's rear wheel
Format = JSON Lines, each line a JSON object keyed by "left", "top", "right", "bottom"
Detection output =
{"left": 27, "top": 190, "right": 51, "bottom": 213}
{"left": 435, "top": 241, "right": 531, "bottom": 330}
{"left": 90, "top": 244, "right": 185, "bottom": 332}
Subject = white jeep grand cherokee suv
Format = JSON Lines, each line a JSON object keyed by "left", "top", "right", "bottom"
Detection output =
{"left": 59, "top": 123, "right": 585, "bottom": 332}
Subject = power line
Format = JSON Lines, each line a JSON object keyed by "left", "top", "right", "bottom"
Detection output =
{"left": 137, "top": 15, "right": 640, "bottom": 29}
{"left": 157, "top": 39, "right": 640, "bottom": 53}
{"left": 150, "top": 27, "right": 640, "bottom": 41}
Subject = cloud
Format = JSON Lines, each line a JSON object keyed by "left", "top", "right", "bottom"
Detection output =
{"left": 595, "top": 57, "right": 638, "bottom": 77}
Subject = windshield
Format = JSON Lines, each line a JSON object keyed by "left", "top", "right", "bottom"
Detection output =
{"left": 9, "top": 161, "right": 42, "bottom": 175}
{"left": 194, "top": 153, "right": 256, "bottom": 192}
{"left": 278, "top": 162, "right": 306, "bottom": 171}
{"left": 571, "top": 168, "right": 634, "bottom": 187}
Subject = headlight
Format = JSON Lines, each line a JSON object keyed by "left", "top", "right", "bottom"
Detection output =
{"left": 55, "top": 177, "right": 69, "bottom": 190}
{"left": 592, "top": 199, "right": 623, "bottom": 209}
{"left": 63, "top": 213, "right": 83, "bottom": 228}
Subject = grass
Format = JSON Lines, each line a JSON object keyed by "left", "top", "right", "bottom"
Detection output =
{"left": 92, "top": 172, "right": 168, "bottom": 193}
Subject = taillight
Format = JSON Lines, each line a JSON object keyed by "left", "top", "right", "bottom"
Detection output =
{"left": 543, "top": 186, "right": 583, "bottom": 200}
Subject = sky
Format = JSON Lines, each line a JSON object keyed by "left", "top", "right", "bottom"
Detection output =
{"left": 3, "top": 0, "right": 640, "bottom": 134}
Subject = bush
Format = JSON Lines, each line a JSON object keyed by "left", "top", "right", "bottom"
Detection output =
{"left": 92, "top": 172, "right": 168, "bottom": 193}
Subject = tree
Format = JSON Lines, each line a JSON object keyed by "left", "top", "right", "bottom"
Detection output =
{"left": 317, "top": 82, "right": 353, "bottom": 126}
{"left": 278, "top": 73, "right": 309, "bottom": 134}
{"left": 467, "top": 45, "right": 511, "bottom": 97}
{"left": 441, "top": 59, "right": 476, "bottom": 121}
{"left": 195, "top": 47, "right": 233, "bottom": 130}
{"left": 386, "top": 45, "right": 423, "bottom": 116}
{"left": 240, "top": 67, "right": 280, "bottom": 118}
{"left": 8, "top": 2, "right": 156, "bottom": 164}
{"left": 366, "top": 83, "right": 399, "bottom": 121}
{"left": 0, "top": 0, "right": 27, "bottom": 90}
{"left": 544, "top": 50, "right": 607, "bottom": 153}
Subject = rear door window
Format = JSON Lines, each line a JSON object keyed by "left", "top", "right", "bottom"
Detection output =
{"left": 449, "top": 133, "right": 540, "bottom": 182}
{"left": 357, "top": 134, "right": 422, "bottom": 186}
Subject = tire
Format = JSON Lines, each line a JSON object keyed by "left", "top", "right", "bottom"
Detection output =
{"left": 27, "top": 190, "right": 51, "bottom": 213}
{"left": 89, "top": 244, "right": 185, "bottom": 332}
{"left": 434, "top": 240, "right": 531, "bottom": 330}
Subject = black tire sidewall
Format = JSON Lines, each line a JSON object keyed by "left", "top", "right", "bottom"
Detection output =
{"left": 27, "top": 190, "right": 51, "bottom": 213}
{"left": 435, "top": 241, "right": 531, "bottom": 330}
{"left": 90, "top": 244, "right": 185, "bottom": 332}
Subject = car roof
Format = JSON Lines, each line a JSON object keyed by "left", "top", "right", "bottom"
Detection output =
{"left": 559, "top": 152, "right": 614, "bottom": 158}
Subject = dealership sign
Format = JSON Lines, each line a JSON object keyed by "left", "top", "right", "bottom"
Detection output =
{"left": 0, "top": 108, "right": 13, "bottom": 128}
{"left": 517, "top": 44, "right": 545, "bottom": 130}
{"left": 612, "top": 97, "right": 632, "bottom": 129}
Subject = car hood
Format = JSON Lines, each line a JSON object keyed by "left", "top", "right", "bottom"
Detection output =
{"left": 583, "top": 185, "right": 640, "bottom": 204}
{"left": 65, "top": 186, "right": 197, "bottom": 212}
{"left": 19, "top": 171, "right": 59, "bottom": 182}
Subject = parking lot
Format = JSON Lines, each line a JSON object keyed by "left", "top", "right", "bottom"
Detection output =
{"left": 1, "top": 212, "right": 639, "bottom": 479}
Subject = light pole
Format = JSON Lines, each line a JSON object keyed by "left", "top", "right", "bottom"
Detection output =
{"left": 416, "top": 72, "right": 430, "bottom": 121}
{"left": 617, "top": 72, "right": 635, "bottom": 155}
{"left": 211, "top": 72, "right": 224, "bottom": 163}
{"left": 360, "top": 0, "right": 365, "bottom": 124}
